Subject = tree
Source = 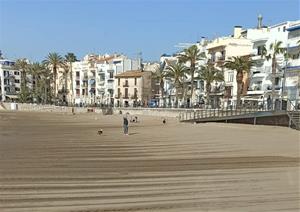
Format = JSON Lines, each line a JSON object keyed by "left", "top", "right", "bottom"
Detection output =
{"left": 65, "top": 53, "right": 77, "bottom": 104}
{"left": 39, "top": 67, "right": 53, "bottom": 104}
{"left": 224, "top": 56, "right": 254, "bottom": 108}
{"left": 28, "top": 62, "right": 45, "bottom": 102}
{"left": 166, "top": 62, "right": 188, "bottom": 107}
{"left": 178, "top": 45, "right": 205, "bottom": 106}
{"left": 153, "top": 64, "right": 167, "bottom": 107}
{"left": 197, "top": 64, "right": 224, "bottom": 107}
{"left": 261, "top": 41, "right": 285, "bottom": 108}
{"left": 15, "top": 59, "right": 30, "bottom": 102}
{"left": 43, "top": 53, "right": 64, "bottom": 100}
{"left": 58, "top": 63, "right": 71, "bottom": 104}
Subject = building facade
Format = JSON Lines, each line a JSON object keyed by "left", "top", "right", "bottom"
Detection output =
{"left": 285, "top": 21, "right": 300, "bottom": 108}
{"left": 68, "top": 54, "right": 140, "bottom": 106}
{"left": 0, "top": 59, "right": 21, "bottom": 102}
{"left": 114, "top": 70, "right": 152, "bottom": 107}
{"left": 206, "top": 26, "right": 253, "bottom": 108}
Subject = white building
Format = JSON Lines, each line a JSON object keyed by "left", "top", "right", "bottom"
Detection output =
{"left": 246, "top": 20, "right": 290, "bottom": 107}
{"left": 0, "top": 59, "right": 21, "bottom": 102}
{"left": 285, "top": 21, "right": 300, "bottom": 108}
{"left": 71, "top": 54, "right": 140, "bottom": 106}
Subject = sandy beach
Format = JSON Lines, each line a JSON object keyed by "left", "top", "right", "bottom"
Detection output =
{"left": 0, "top": 111, "right": 299, "bottom": 212}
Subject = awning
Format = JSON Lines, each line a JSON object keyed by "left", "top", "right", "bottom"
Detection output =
{"left": 5, "top": 95, "right": 18, "bottom": 99}
{"left": 287, "top": 25, "right": 300, "bottom": 31}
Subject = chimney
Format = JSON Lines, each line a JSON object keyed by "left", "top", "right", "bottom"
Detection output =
{"left": 233, "top": 26, "right": 242, "bottom": 38}
{"left": 257, "top": 14, "right": 263, "bottom": 29}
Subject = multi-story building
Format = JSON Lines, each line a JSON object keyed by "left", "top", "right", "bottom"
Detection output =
{"left": 246, "top": 19, "right": 290, "bottom": 107}
{"left": 114, "top": 70, "right": 152, "bottom": 107}
{"left": 285, "top": 21, "right": 300, "bottom": 108}
{"left": 206, "top": 26, "right": 253, "bottom": 108}
{"left": 0, "top": 59, "right": 21, "bottom": 102}
{"left": 70, "top": 54, "right": 140, "bottom": 106}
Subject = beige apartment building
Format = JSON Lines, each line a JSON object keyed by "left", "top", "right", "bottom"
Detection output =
{"left": 114, "top": 70, "right": 152, "bottom": 107}
{"left": 206, "top": 26, "right": 253, "bottom": 108}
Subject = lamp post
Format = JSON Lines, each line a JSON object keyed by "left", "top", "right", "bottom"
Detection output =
{"left": 281, "top": 44, "right": 289, "bottom": 110}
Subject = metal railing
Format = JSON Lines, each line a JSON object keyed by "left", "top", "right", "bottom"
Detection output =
{"left": 179, "top": 107, "right": 271, "bottom": 122}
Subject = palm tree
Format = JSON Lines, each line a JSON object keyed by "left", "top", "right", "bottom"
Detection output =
{"left": 28, "top": 62, "right": 44, "bottom": 102}
{"left": 178, "top": 45, "right": 205, "bottom": 106}
{"left": 261, "top": 41, "right": 285, "bottom": 108}
{"left": 197, "top": 64, "right": 224, "bottom": 107}
{"left": 58, "top": 63, "right": 70, "bottom": 104}
{"left": 65, "top": 53, "right": 77, "bottom": 104}
{"left": 15, "top": 58, "right": 29, "bottom": 90}
{"left": 153, "top": 64, "right": 167, "bottom": 107}
{"left": 43, "top": 53, "right": 64, "bottom": 100}
{"left": 39, "top": 67, "right": 53, "bottom": 104}
{"left": 166, "top": 62, "right": 187, "bottom": 107}
{"left": 15, "top": 59, "right": 30, "bottom": 102}
{"left": 224, "top": 56, "right": 254, "bottom": 108}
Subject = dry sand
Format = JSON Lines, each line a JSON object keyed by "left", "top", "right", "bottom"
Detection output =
{"left": 0, "top": 111, "right": 299, "bottom": 212}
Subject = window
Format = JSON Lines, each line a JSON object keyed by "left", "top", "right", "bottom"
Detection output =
{"left": 283, "top": 26, "right": 286, "bottom": 32}
{"left": 278, "top": 27, "right": 280, "bottom": 32}
{"left": 76, "top": 72, "right": 80, "bottom": 77}
{"left": 275, "top": 77, "right": 280, "bottom": 86}
{"left": 15, "top": 79, "right": 20, "bottom": 83}
{"left": 228, "top": 72, "right": 234, "bottom": 82}
{"left": 82, "top": 89, "right": 85, "bottom": 95}
{"left": 14, "top": 71, "right": 20, "bottom": 75}
{"left": 220, "top": 51, "right": 226, "bottom": 60}
{"left": 15, "top": 87, "right": 20, "bottom": 91}
{"left": 288, "top": 29, "right": 300, "bottom": 39}
{"left": 257, "top": 45, "right": 264, "bottom": 55}
{"left": 76, "top": 89, "right": 80, "bottom": 95}
{"left": 134, "top": 88, "right": 138, "bottom": 98}
{"left": 76, "top": 80, "right": 80, "bottom": 86}
{"left": 125, "top": 88, "right": 128, "bottom": 98}
{"left": 109, "top": 72, "right": 114, "bottom": 79}
{"left": 211, "top": 53, "right": 216, "bottom": 62}
{"left": 292, "top": 53, "right": 299, "bottom": 59}
{"left": 134, "top": 78, "right": 137, "bottom": 85}
{"left": 118, "top": 78, "right": 120, "bottom": 86}
{"left": 125, "top": 80, "right": 128, "bottom": 86}
{"left": 118, "top": 88, "right": 121, "bottom": 97}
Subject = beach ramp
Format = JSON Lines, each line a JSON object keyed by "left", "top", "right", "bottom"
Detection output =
{"left": 179, "top": 109, "right": 292, "bottom": 128}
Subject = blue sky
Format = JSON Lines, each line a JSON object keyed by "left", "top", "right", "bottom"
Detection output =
{"left": 0, "top": 0, "right": 299, "bottom": 62}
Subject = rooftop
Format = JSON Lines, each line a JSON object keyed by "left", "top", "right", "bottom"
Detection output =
{"left": 115, "top": 70, "right": 148, "bottom": 78}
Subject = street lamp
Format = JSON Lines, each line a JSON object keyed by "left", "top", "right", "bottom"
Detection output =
{"left": 281, "top": 44, "right": 289, "bottom": 110}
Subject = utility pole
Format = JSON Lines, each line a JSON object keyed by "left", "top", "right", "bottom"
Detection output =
{"left": 282, "top": 44, "right": 289, "bottom": 110}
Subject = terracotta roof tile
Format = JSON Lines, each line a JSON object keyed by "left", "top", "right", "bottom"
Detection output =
{"left": 115, "top": 70, "right": 146, "bottom": 78}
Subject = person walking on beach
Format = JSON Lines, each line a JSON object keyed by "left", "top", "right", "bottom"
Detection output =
{"left": 123, "top": 116, "right": 129, "bottom": 135}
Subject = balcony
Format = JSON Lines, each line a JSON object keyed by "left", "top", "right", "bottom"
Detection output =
{"left": 251, "top": 54, "right": 265, "bottom": 61}
{"left": 216, "top": 56, "right": 225, "bottom": 62}
{"left": 114, "top": 94, "right": 121, "bottom": 99}
{"left": 131, "top": 95, "right": 138, "bottom": 99}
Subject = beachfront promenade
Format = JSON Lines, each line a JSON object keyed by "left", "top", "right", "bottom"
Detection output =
{"left": 0, "top": 111, "right": 299, "bottom": 211}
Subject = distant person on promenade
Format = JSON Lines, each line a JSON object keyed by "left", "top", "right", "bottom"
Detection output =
{"left": 267, "top": 95, "right": 272, "bottom": 110}
{"left": 123, "top": 116, "right": 129, "bottom": 135}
